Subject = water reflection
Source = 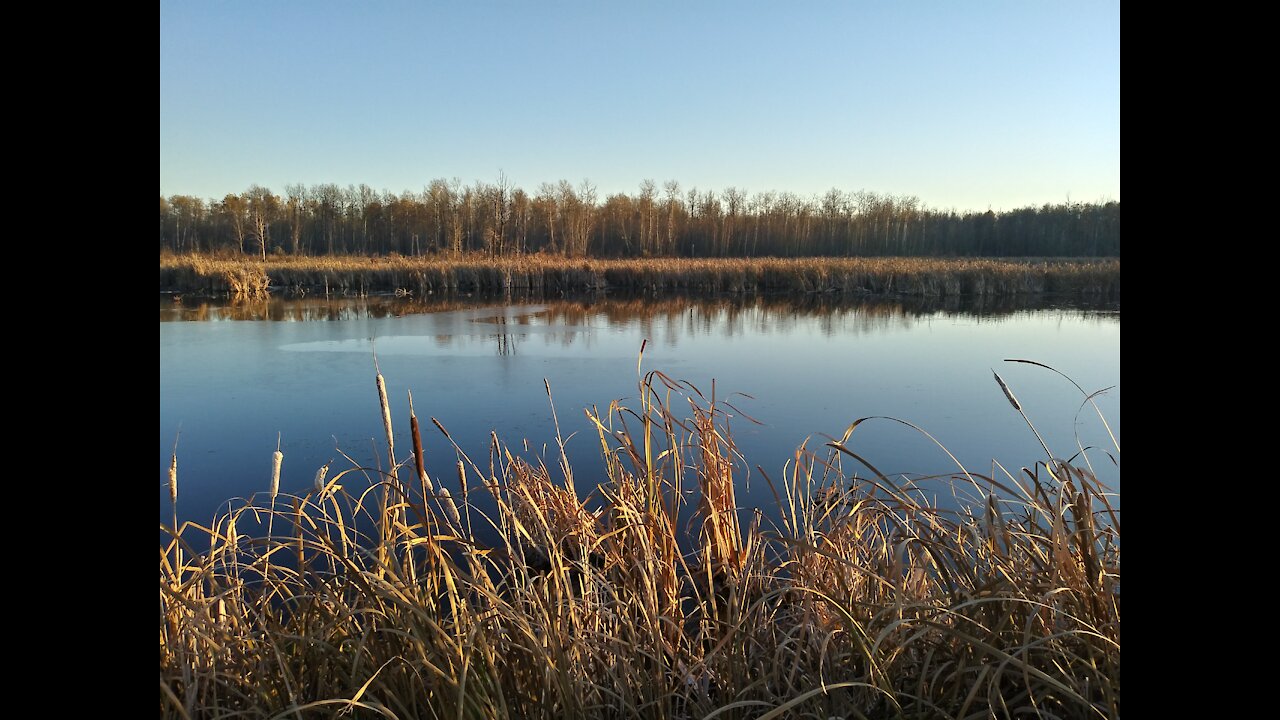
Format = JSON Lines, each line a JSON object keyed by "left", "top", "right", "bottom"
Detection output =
{"left": 163, "top": 292, "right": 1119, "bottom": 352}
{"left": 161, "top": 294, "right": 493, "bottom": 322}
{"left": 161, "top": 292, "right": 1119, "bottom": 538}
{"left": 473, "top": 315, "right": 520, "bottom": 355}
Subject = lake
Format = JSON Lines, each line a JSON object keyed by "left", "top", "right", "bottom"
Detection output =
{"left": 160, "top": 292, "right": 1119, "bottom": 537}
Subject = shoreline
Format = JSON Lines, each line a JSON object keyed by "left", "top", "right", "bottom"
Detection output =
{"left": 160, "top": 254, "right": 1120, "bottom": 299}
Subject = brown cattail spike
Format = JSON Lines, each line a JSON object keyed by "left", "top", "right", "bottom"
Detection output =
{"left": 409, "top": 390, "right": 431, "bottom": 491}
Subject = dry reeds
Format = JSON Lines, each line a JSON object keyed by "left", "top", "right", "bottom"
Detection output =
{"left": 160, "top": 361, "right": 1120, "bottom": 719}
{"left": 161, "top": 253, "right": 1121, "bottom": 299}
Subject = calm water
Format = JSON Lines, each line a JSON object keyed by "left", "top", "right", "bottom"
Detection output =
{"left": 160, "top": 293, "right": 1119, "bottom": 534}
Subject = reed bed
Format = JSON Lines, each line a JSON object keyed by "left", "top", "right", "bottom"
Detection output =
{"left": 160, "top": 254, "right": 1120, "bottom": 298}
{"left": 160, "top": 361, "right": 1120, "bottom": 719}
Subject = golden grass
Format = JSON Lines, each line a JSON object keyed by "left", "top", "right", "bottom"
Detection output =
{"left": 160, "top": 253, "right": 1120, "bottom": 298}
{"left": 160, "top": 361, "right": 1120, "bottom": 719}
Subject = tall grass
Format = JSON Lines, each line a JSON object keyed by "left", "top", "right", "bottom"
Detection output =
{"left": 160, "top": 254, "right": 1120, "bottom": 299}
{"left": 160, "top": 361, "right": 1120, "bottom": 719}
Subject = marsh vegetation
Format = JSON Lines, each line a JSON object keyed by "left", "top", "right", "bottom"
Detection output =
{"left": 160, "top": 254, "right": 1119, "bottom": 300}
{"left": 160, "top": 360, "right": 1119, "bottom": 719}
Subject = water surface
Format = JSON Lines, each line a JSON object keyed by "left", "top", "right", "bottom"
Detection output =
{"left": 160, "top": 293, "right": 1120, "bottom": 535}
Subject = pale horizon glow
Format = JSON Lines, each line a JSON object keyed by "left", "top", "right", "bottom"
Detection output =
{"left": 160, "top": 1, "right": 1119, "bottom": 212}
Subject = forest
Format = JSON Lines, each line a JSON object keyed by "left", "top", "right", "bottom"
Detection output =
{"left": 160, "top": 178, "right": 1120, "bottom": 260}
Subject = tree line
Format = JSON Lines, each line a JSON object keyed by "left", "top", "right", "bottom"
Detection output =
{"left": 159, "top": 178, "right": 1119, "bottom": 259}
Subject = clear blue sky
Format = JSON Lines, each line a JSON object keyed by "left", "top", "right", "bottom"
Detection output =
{"left": 159, "top": 1, "right": 1119, "bottom": 212}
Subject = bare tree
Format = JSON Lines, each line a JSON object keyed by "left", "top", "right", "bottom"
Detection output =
{"left": 244, "top": 185, "right": 280, "bottom": 260}
{"left": 663, "top": 180, "right": 681, "bottom": 255}
{"left": 220, "top": 193, "right": 250, "bottom": 254}
{"left": 639, "top": 179, "right": 657, "bottom": 255}
{"left": 284, "top": 184, "right": 306, "bottom": 255}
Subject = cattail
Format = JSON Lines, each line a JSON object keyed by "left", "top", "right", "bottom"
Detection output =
{"left": 431, "top": 416, "right": 451, "bottom": 439}
{"left": 993, "top": 369, "right": 1053, "bottom": 458}
{"left": 270, "top": 450, "right": 283, "bottom": 497}
{"left": 168, "top": 453, "right": 178, "bottom": 508}
{"left": 376, "top": 370, "right": 395, "bottom": 459}
{"left": 168, "top": 443, "right": 180, "bottom": 570}
{"left": 314, "top": 462, "right": 330, "bottom": 492}
{"left": 456, "top": 461, "right": 467, "bottom": 496}
{"left": 168, "top": 431, "right": 180, "bottom": 521}
{"left": 409, "top": 391, "right": 432, "bottom": 492}
{"left": 438, "top": 487, "right": 462, "bottom": 528}
{"left": 992, "top": 371, "right": 1021, "bottom": 411}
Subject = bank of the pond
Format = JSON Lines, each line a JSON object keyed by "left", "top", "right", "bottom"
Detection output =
{"left": 160, "top": 254, "right": 1120, "bottom": 299}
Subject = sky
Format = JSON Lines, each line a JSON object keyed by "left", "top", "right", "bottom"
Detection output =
{"left": 159, "top": 1, "right": 1119, "bottom": 212}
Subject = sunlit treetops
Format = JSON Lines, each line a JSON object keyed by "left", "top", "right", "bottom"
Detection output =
{"left": 161, "top": 179, "right": 1119, "bottom": 259}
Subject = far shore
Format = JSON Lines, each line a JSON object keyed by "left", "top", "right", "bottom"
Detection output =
{"left": 159, "top": 253, "right": 1120, "bottom": 299}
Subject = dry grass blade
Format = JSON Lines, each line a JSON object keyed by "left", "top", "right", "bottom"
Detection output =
{"left": 756, "top": 682, "right": 887, "bottom": 720}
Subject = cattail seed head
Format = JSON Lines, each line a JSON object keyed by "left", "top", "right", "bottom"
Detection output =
{"left": 270, "top": 450, "right": 283, "bottom": 496}
{"left": 168, "top": 454, "right": 178, "bottom": 507}
{"left": 314, "top": 462, "right": 330, "bottom": 492}
{"left": 992, "top": 371, "right": 1022, "bottom": 411}
{"left": 377, "top": 373, "right": 394, "bottom": 454}
{"left": 409, "top": 394, "right": 431, "bottom": 492}
{"left": 439, "top": 487, "right": 462, "bottom": 527}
